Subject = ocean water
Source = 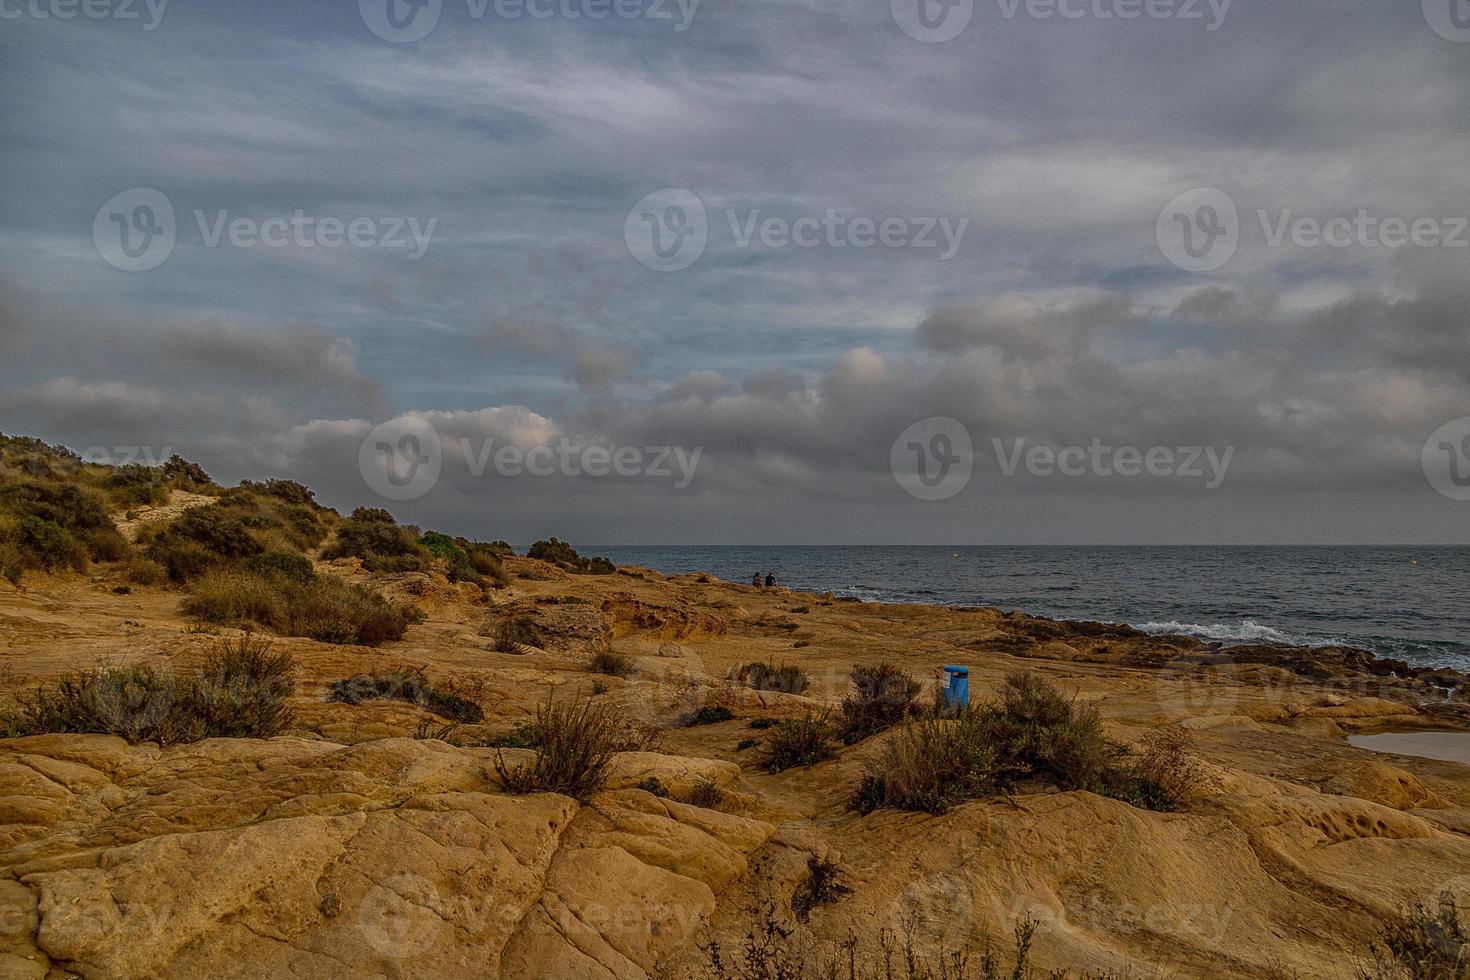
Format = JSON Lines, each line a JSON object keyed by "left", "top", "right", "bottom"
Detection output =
{"left": 595, "top": 546, "right": 1470, "bottom": 671}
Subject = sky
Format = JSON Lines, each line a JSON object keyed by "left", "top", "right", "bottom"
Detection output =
{"left": 1, "top": 0, "right": 1468, "bottom": 544}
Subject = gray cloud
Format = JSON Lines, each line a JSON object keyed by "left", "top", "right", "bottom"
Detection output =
{"left": 0, "top": 0, "right": 1466, "bottom": 542}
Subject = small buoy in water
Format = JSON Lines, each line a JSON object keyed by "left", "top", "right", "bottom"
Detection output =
{"left": 952, "top": 553, "right": 958, "bottom": 558}
{"left": 1411, "top": 560, "right": 1419, "bottom": 565}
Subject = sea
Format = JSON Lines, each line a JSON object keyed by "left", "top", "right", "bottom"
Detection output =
{"left": 595, "top": 546, "right": 1470, "bottom": 672}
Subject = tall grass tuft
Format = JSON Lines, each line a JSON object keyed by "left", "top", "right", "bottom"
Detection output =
{"left": 12, "top": 633, "right": 295, "bottom": 744}
{"left": 493, "top": 695, "right": 655, "bottom": 800}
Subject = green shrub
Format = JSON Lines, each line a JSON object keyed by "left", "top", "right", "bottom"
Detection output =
{"left": 285, "top": 576, "right": 418, "bottom": 646}
{"left": 243, "top": 551, "right": 316, "bottom": 584}
{"left": 839, "top": 661, "right": 923, "bottom": 744}
{"left": 494, "top": 696, "right": 639, "bottom": 800}
{"left": 0, "top": 478, "right": 126, "bottom": 577}
{"left": 145, "top": 504, "right": 263, "bottom": 581}
{"left": 16, "top": 517, "right": 87, "bottom": 571}
{"left": 976, "top": 673, "right": 1128, "bottom": 794}
{"left": 164, "top": 505, "right": 263, "bottom": 560}
{"left": 487, "top": 722, "right": 541, "bottom": 749}
{"left": 0, "top": 537, "right": 22, "bottom": 585}
{"left": 527, "top": 537, "right": 615, "bottom": 574}
{"left": 420, "top": 531, "right": 509, "bottom": 590}
{"left": 107, "top": 464, "right": 167, "bottom": 507}
{"left": 13, "top": 634, "right": 294, "bottom": 744}
{"left": 151, "top": 539, "right": 216, "bottom": 582}
{"left": 763, "top": 711, "right": 837, "bottom": 773}
{"left": 588, "top": 649, "right": 634, "bottom": 677}
{"left": 322, "top": 507, "right": 429, "bottom": 573}
{"left": 238, "top": 479, "right": 315, "bottom": 506}
{"left": 160, "top": 454, "right": 213, "bottom": 488}
{"left": 328, "top": 667, "right": 484, "bottom": 723}
{"left": 736, "top": 660, "right": 810, "bottom": 696}
{"left": 852, "top": 672, "right": 1160, "bottom": 816}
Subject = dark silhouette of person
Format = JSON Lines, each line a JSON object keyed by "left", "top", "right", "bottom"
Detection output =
{"left": 764, "top": 572, "right": 776, "bottom": 588}
{"left": 752, "top": 572, "right": 762, "bottom": 587}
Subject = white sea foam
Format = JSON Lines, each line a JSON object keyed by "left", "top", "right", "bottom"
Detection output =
{"left": 1135, "top": 619, "right": 1294, "bottom": 644}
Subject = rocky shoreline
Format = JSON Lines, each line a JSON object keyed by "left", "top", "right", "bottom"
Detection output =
{"left": 2, "top": 546, "right": 1469, "bottom": 977}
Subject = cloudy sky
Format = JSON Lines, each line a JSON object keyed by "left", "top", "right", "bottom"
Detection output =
{"left": 1, "top": 0, "right": 1467, "bottom": 544}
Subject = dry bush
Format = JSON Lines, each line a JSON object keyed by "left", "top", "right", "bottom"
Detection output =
{"left": 1135, "top": 726, "right": 1220, "bottom": 803}
{"left": 1361, "top": 896, "right": 1470, "bottom": 980}
{"left": 182, "top": 569, "right": 288, "bottom": 630}
{"left": 854, "top": 672, "right": 1171, "bottom": 816}
{"left": 685, "top": 777, "right": 727, "bottom": 809}
{"left": 122, "top": 556, "right": 168, "bottom": 586}
{"left": 791, "top": 856, "right": 852, "bottom": 922}
{"left": 701, "top": 908, "right": 1047, "bottom": 980}
{"left": 182, "top": 569, "right": 417, "bottom": 646}
{"left": 494, "top": 695, "right": 641, "bottom": 800}
{"left": 736, "top": 660, "right": 810, "bottom": 695}
{"left": 763, "top": 711, "right": 838, "bottom": 773}
{"left": 839, "top": 661, "right": 923, "bottom": 744}
{"left": 589, "top": 649, "right": 635, "bottom": 677}
{"left": 13, "top": 634, "right": 294, "bottom": 744}
{"left": 852, "top": 715, "right": 997, "bottom": 815}
{"left": 327, "top": 667, "right": 484, "bottom": 723}
{"left": 494, "top": 615, "right": 542, "bottom": 652}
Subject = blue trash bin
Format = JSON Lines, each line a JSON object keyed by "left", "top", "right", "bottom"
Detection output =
{"left": 942, "top": 665, "right": 969, "bottom": 710}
